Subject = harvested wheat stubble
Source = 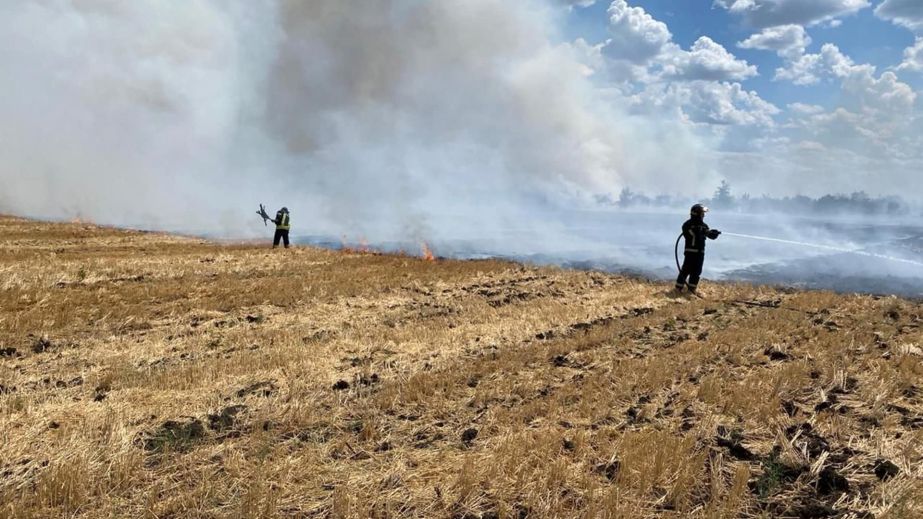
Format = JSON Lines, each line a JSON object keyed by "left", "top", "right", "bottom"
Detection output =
{"left": 0, "top": 214, "right": 921, "bottom": 518}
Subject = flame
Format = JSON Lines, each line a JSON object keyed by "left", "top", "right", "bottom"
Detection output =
{"left": 421, "top": 242, "right": 435, "bottom": 261}
{"left": 341, "top": 236, "right": 378, "bottom": 255}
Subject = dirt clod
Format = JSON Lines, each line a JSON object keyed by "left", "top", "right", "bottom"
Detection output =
{"left": 794, "top": 501, "right": 837, "bottom": 518}
{"left": 817, "top": 467, "right": 849, "bottom": 495}
{"left": 461, "top": 428, "right": 478, "bottom": 446}
{"left": 358, "top": 374, "right": 380, "bottom": 386}
{"left": 595, "top": 460, "right": 621, "bottom": 481}
{"left": 208, "top": 405, "right": 247, "bottom": 431}
{"left": 873, "top": 459, "right": 900, "bottom": 481}
{"left": 764, "top": 346, "right": 790, "bottom": 361}
{"left": 716, "top": 428, "right": 754, "bottom": 460}
{"left": 32, "top": 336, "right": 53, "bottom": 353}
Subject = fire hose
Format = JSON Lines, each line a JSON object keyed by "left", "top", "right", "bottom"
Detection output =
{"left": 674, "top": 233, "right": 683, "bottom": 273}
{"left": 674, "top": 230, "right": 722, "bottom": 273}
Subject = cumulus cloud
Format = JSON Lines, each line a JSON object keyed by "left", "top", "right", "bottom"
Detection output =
{"left": 738, "top": 24, "right": 812, "bottom": 59}
{"left": 723, "top": 39, "right": 920, "bottom": 198}
{"left": 841, "top": 70, "right": 917, "bottom": 115}
{"left": 603, "top": 2, "right": 757, "bottom": 82}
{"left": 898, "top": 38, "right": 923, "bottom": 71}
{"left": 677, "top": 81, "right": 780, "bottom": 126}
{"left": 596, "top": 0, "right": 773, "bottom": 150}
{"left": 875, "top": 0, "right": 923, "bottom": 31}
{"left": 632, "top": 81, "right": 779, "bottom": 127}
{"left": 603, "top": 0, "right": 673, "bottom": 63}
{"left": 774, "top": 43, "right": 864, "bottom": 84}
{"left": 662, "top": 36, "right": 759, "bottom": 81}
{"left": 715, "top": 0, "right": 871, "bottom": 28}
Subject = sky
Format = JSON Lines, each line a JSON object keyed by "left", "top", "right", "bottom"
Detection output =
{"left": 559, "top": 0, "right": 923, "bottom": 198}
{"left": 1, "top": 0, "right": 922, "bottom": 237}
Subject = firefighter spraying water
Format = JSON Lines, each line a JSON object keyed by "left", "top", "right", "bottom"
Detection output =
{"left": 673, "top": 210, "right": 923, "bottom": 293}
{"left": 674, "top": 204, "right": 721, "bottom": 294}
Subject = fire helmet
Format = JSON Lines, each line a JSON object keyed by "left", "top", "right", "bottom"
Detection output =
{"left": 690, "top": 204, "right": 709, "bottom": 217}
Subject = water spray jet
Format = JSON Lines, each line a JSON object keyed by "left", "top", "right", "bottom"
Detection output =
{"left": 706, "top": 232, "right": 923, "bottom": 269}
{"left": 675, "top": 230, "right": 923, "bottom": 276}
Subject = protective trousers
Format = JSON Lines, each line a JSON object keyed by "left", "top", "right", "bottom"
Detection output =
{"left": 676, "top": 252, "right": 705, "bottom": 292}
{"left": 273, "top": 229, "right": 290, "bottom": 248}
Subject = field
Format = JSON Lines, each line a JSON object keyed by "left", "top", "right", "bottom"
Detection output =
{"left": 1, "top": 215, "right": 921, "bottom": 518}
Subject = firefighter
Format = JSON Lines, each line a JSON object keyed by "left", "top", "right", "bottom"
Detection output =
{"left": 273, "top": 207, "right": 291, "bottom": 249}
{"left": 675, "top": 204, "right": 720, "bottom": 294}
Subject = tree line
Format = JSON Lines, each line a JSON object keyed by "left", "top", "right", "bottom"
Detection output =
{"left": 603, "top": 180, "right": 915, "bottom": 217}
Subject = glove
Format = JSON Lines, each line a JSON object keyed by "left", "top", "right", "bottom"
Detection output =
{"left": 707, "top": 229, "right": 721, "bottom": 240}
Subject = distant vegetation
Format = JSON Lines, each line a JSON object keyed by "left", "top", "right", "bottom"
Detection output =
{"left": 601, "top": 180, "right": 916, "bottom": 218}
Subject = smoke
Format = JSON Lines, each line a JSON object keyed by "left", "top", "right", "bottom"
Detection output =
{"left": 0, "top": 0, "right": 710, "bottom": 240}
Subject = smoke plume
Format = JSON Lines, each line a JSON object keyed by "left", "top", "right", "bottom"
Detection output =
{"left": 0, "top": 0, "right": 709, "bottom": 240}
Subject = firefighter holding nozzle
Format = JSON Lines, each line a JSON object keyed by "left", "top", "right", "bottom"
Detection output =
{"left": 675, "top": 204, "right": 721, "bottom": 294}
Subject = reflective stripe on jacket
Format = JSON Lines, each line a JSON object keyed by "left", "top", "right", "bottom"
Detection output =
{"left": 275, "top": 211, "right": 290, "bottom": 230}
{"left": 682, "top": 217, "right": 710, "bottom": 254}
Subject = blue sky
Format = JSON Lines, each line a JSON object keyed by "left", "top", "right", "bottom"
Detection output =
{"left": 566, "top": 0, "right": 919, "bottom": 107}
{"left": 551, "top": 0, "right": 923, "bottom": 198}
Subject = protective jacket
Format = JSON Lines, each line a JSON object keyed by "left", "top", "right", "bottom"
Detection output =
{"left": 682, "top": 216, "right": 715, "bottom": 253}
{"left": 275, "top": 211, "right": 290, "bottom": 231}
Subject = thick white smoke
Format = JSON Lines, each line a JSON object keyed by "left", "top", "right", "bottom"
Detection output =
{"left": 0, "top": 0, "right": 711, "bottom": 240}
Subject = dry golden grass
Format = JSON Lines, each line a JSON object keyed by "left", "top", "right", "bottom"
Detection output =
{"left": 0, "top": 215, "right": 921, "bottom": 518}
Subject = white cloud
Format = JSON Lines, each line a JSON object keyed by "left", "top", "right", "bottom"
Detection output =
{"left": 603, "top": 3, "right": 757, "bottom": 82}
{"left": 679, "top": 81, "right": 780, "bottom": 126}
{"left": 898, "top": 38, "right": 923, "bottom": 71}
{"left": 582, "top": 1, "right": 923, "bottom": 199}
{"left": 738, "top": 24, "right": 811, "bottom": 59}
{"left": 596, "top": 0, "right": 769, "bottom": 141}
{"left": 715, "top": 0, "right": 871, "bottom": 28}
{"left": 603, "top": 0, "right": 673, "bottom": 63}
{"left": 633, "top": 80, "right": 779, "bottom": 127}
{"left": 875, "top": 0, "right": 923, "bottom": 31}
{"left": 774, "top": 43, "right": 864, "bottom": 84}
{"left": 841, "top": 69, "right": 917, "bottom": 115}
{"left": 788, "top": 102, "right": 824, "bottom": 114}
{"left": 663, "top": 36, "right": 758, "bottom": 81}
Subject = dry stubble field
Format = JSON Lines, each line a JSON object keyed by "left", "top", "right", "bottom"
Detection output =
{"left": 0, "top": 215, "right": 921, "bottom": 518}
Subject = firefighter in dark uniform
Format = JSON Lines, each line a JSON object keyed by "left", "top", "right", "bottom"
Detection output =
{"left": 676, "top": 204, "right": 720, "bottom": 294}
{"left": 273, "top": 207, "right": 291, "bottom": 249}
